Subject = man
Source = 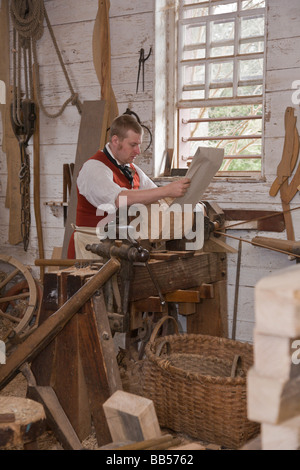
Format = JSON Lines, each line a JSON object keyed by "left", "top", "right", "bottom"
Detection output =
{"left": 67, "top": 114, "right": 190, "bottom": 258}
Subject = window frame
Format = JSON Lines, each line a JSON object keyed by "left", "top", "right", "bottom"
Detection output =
{"left": 176, "top": 0, "right": 267, "bottom": 178}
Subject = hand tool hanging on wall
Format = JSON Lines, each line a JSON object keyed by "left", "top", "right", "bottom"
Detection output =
{"left": 123, "top": 108, "right": 153, "bottom": 152}
{"left": 10, "top": 100, "right": 36, "bottom": 251}
{"left": 136, "top": 47, "right": 152, "bottom": 93}
{"left": 63, "top": 163, "right": 74, "bottom": 226}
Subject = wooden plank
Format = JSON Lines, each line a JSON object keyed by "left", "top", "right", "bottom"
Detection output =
{"left": 163, "top": 148, "right": 174, "bottom": 177}
{"left": 187, "top": 280, "right": 228, "bottom": 337}
{"left": 150, "top": 251, "right": 195, "bottom": 261}
{"left": 255, "top": 265, "right": 300, "bottom": 337}
{"left": 247, "top": 367, "right": 300, "bottom": 425}
{"left": 78, "top": 299, "right": 112, "bottom": 446}
{"left": 103, "top": 390, "right": 161, "bottom": 443}
{"left": 24, "top": 376, "right": 83, "bottom": 451}
{"left": 93, "top": 0, "right": 119, "bottom": 149}
{"left": 178, "top": 302, "right": 196, "bottom": 315}
{"left": 61, "top": 100, "right": 106, "bottom": 259}
{"left": 253, "top": 330, "right": 300, "bottom": 382}
{"left": 91, "top": 291, "right": 123, "bottom": 394}
{"left": 223, "top": 209, "right": 285, "bottom": 232}
{"left": 129, "top": 252, "right": 226, "bottom": 301}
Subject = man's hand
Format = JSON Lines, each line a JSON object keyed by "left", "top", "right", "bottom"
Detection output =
{"left": 163, "top": 177, "right": 191, "bottom": 198}
{"left": 116, "top": 178, "right": 191, "bottom": 208}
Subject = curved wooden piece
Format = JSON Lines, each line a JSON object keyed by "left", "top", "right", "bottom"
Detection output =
{"left": 0, "top": 255, "right": 37, "bottom": 336}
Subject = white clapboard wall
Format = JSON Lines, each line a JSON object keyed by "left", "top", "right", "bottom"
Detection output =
{"left": 0, "top": 0, "right": 299, "bottom": 343}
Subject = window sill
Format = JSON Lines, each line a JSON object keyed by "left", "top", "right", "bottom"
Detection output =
{"left": 153, "top": 172, "right": 266, "bottom": 185}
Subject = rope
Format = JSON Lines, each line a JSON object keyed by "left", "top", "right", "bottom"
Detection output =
{"left": 10, "top": 0, "right": 82, "bottom": 120}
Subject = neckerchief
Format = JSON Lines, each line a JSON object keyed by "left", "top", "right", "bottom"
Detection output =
{"left": 103, "top": 146, "right": 134, "bottom": 187}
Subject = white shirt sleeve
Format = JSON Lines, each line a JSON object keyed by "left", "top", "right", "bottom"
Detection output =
{"left": 133, "top": 164, "right": 158, "bottom": 190}
{"left": 77, "top": 160, "right": 157, "bottom": 211}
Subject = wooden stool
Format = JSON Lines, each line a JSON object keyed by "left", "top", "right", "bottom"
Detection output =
{"left": 0, "top": 396, "right": 46, "bottom": 449}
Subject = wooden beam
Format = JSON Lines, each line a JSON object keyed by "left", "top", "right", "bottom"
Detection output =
{"left": 132, "top": 284, "right": 214, "bottom": 312}
{"left": 130, "top": 252, "right": 226, "bottom": 301}
{"left": 187, "top": 280, "right": 228, "bottom": 337}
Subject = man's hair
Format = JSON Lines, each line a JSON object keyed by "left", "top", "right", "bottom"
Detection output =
{"left": 109, "top": 114, "right": 143, "bottom": 141}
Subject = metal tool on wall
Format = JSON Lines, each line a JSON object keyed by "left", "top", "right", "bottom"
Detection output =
{"left": 136, "top": 47, "right": 152, "bottom": 93}
{"left": 10, "top": 99, "right": 36, "bottom": 251}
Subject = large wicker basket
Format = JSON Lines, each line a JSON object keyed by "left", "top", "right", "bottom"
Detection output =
{"left": 141, "top": 316, "right": 260, "bottom": 449}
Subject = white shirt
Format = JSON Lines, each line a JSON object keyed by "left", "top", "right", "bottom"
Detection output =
{"left": 77, "top": 144, "right": 157, "bottom": 210}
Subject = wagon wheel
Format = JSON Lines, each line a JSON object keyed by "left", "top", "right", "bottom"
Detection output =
{"left": 0, "top": 254, "right": 38, "bottom": 342}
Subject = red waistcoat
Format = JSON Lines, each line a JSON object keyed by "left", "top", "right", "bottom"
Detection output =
{"left": 67, "top": 150, "right": 140, "bottom": 258}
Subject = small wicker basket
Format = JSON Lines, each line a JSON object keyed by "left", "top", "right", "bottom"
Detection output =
{"left": 141, "top": 316, "right": 260, "bottom": 449}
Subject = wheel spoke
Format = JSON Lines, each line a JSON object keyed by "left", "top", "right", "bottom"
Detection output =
{"left": 0, "top": 309, "right": 21, "bottom": 323}
{"left": 0, "top": 268, "right": 20, "bottom": 290}
{"left": 0, "top": 292, "right": 29, "bottom": 303}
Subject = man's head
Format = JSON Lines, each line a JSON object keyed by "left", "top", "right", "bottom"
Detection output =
{"left": 109, "top": 115, "right": 143, "bottom": 165}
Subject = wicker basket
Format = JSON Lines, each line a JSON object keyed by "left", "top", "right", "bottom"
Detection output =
{"left": 141, "top": 316, "right": 260, "bottom": 449}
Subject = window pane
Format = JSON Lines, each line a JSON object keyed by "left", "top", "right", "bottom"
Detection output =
{"left": 209, "top": 87, "right": 233, "bottom": 98}
{"left": 239, "top": 58, "right": 263, "bottom": 80}
{"left": 240, "top": 40, "right": 264, "bottom": 54}
{"left": 238, "top": 85, "right": 263, "bottom": 96}
{"left": 183, "top": 45, "right": 206, "bottom": 60}
{"left": 183, "top": 24, "right": 206, "bottom": 46}
{"left": 220, "top": 158, "right": 261, "bottom": 171}
{"left": 212, "top": 3, "right": 237, "bottom": 15}
{"left": 241, "top": 16, "right": 265, "bottom": 39}
{"left": 242, "top": 0, "right": 265, "bottom": 10}
{"left": 183, "top": 7, "right": 209, "bottom": 19}
{"left": 211, "top": 45, "right": 234, "bottom": 57}
{"left": 184, "top": 64, "right": 205, "bottom": 85}
{"left": 182, "top": 90, "right": 205, "bottom": 100}
{"left": 212, "top": 20, "right": 235, "bottom": 42}
{"left": 210, "top": 61, "right": 233, "bottom": 83}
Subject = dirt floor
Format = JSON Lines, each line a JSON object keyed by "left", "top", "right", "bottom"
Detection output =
{"left": 0, "top": 361, "right": 212, "bottom": 451}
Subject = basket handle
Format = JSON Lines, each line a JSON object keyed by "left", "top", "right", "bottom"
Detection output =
{"left": 155, "top": 339, "right": 171, "bottom": 357}
{"left": 149, "top": 315, "right": 179, "bottom": 348}
{"left": 230, "top": 354, "right": 241, "bottom": 378}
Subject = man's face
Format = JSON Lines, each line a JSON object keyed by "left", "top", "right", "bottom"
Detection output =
{"left": 111, "top": 130, "right": 142, "bottom": 165}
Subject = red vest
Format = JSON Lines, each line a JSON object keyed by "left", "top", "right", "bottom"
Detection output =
{"left": 67, "top": 150, "right": 140, "bottom": 258}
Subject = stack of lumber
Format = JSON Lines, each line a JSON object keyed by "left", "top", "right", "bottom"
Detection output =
{"left": 247, "top": 265, "right": 300, "bottom": 450}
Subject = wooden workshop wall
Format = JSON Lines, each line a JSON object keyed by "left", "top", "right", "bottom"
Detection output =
{"left": 0, "top": 0, "right": 299, "bottom": 344}
{"left": 0, "top": 0, "right": 155, "bottom": 267}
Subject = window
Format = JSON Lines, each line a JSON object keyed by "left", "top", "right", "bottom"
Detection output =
{"left": 177, "top": 0, "right": 266, "bottom": 176}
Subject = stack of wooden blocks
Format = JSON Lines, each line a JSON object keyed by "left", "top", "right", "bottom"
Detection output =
{"left": 247, "top": 265, "right": 300, "bottom": 450}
